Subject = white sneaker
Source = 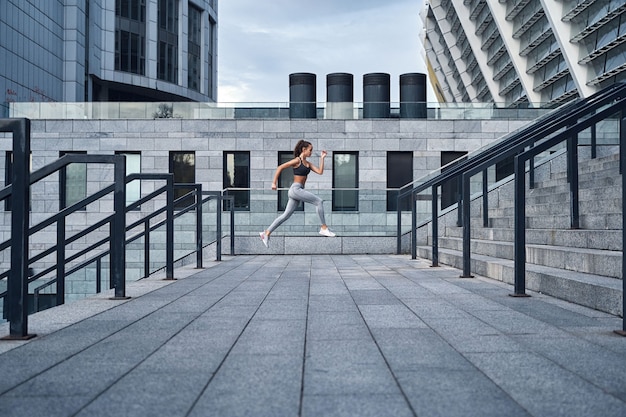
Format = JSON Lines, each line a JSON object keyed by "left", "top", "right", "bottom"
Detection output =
{"left": 319, "top": 228, "right": 336, "bottom": 237}
{"left": 259, "top": 231, "right": 269, "bottom": 247}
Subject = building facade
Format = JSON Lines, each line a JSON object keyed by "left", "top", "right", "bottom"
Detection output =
{"left": 425, "top": 0, "right": 626, "bottom": 106}
{"left": 0, "top": 0, "right": 218, "bottom": 116}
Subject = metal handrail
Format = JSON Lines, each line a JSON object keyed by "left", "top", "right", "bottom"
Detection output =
{"left": 0, "top": 140, "right": 127, "bottom": 339}
{"left": 25, "top": 182, "right": 234, "bottom": 311}
{"left": 0, "top": 130, "right": 235, "bottom": 338}
{"left": 397, "top": 83, "right": 626, "bottom": 263}
{"left": 396, "top": 83, "right": 626, "bottom": 332}
{"left": 30, "top": 186, "right": 235, "bottom": 312}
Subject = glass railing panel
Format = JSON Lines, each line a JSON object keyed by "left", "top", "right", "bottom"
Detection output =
{"left": 9, "top": 101, "right": 553, "bottom": 120}
{"left": 219, "top": 188, "right": 416, "bottom": 238}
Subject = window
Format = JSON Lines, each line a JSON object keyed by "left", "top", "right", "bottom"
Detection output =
{"left": 387, "top": 152, "right": 413, "bottom": 211}
{"left": 158, "top": 0, "right": 179, "bottom": 83}
{"left": 115, "top": 151, "right": 141, "bottom": 206}
{"left": 332, "top": 152, "right": 358, "bottom": 211}
{"left": 60, "top": 151, "right": 87, "bottom": 210}
{"left": 441, "top": 151, "right": 467, "bottom": 210}
{"left": 188, "top": 5, "right": 202, "bottom": 92}
{"left": 169, "top": 151, "right": 195, "bottom": 209}
{"left": 223, "top": 152, "right": 250, "bottom": 211}
{"left": 207, "top": 17, "right": 216, "bottom": 97}
{"left": 277, "top": 152, "right": 303, "bottom": 212}
{"left": 115, "top": 0, "right": 146, "bottom": 75}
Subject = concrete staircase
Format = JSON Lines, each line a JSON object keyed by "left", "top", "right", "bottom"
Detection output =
{"left": 416, "top": 150, "right": 624, "bottom": 316}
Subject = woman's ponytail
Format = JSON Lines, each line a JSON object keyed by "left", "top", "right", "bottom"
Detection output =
{"left": 294, "top": 140, "right": 311, "bottom": 157}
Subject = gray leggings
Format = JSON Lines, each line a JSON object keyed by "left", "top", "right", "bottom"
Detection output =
{"left": 267, "top": 183, "right": 326, "bottom": 233}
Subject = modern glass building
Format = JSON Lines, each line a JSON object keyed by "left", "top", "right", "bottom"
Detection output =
{"left": 0, "top": 0, "right": 218, "bottom": 116}
{"left": 424, "top": 0, "right": 626, "bottom": 106}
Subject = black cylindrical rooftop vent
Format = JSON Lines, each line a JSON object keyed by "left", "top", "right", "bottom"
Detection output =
{"left": 363, "top": 72, "right": 390, "bottom": 118}
{"left": 326, "top": 73, "right": 354, "bottom": 119}
{"left": 289, "top": 73, "right": 316, "bottom": 119}
{"left": 400, "top": 73, "right": 427, "bottom": 118}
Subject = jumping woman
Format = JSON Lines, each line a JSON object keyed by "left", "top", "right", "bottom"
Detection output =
{"left": 259, "top": 140, "right": 335, "bottom": 247}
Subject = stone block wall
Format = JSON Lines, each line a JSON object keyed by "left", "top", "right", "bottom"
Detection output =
{"left": 0, "top": 117, "right": 527, "bottom": 300}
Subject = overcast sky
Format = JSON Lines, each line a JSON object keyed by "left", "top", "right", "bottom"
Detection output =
{"left": 217, "top": 0, "right": 427, "bottom": 104}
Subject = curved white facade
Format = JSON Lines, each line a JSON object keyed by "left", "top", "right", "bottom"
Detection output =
{"left": 424, "top": 0, "right": 626, "bottom": 106}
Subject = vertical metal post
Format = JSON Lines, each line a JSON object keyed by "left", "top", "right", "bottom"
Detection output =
{"left": 196, "top": 185, "right": 203, "bottom": 269}
{"left": 591, "top": 122, "right": 597, "bottom": 159}
{"left": 568, "top": 133, "right": 580, "bottom": 229}
{"left": 96, "top": 258, "right": 102, "bottom": 293}
{"left": 111, "top": 155, "right": 128, "bottom": 299}
{"left": 3, "top": 118, "right": 35, "bottom": 339}
{"left": 431, "top": 185, "right": 438, "bottom": 267}
{"left": 482, "top": 169, "right": 489, "bottom": 227}
{"left": 411, "top": 193, "right": 417, "bottom": 260}
{"left": 529, "top": 143, "right": 535, "bottom": 189}
{"left": 165, "top": 174, "right": 174, "bottom": 279}
{"left": 230, "top": 197, "right": 235, "bottom": 256}
{"left": 216, "top": 194, "right": 222, "bottom": 261}
{"left": 456, "top": 176, "right": 463, "bottom": 227}
{"left": 396, "top": 193, "right": 403, "bottom": 255}
{"left": 56, "top": 217, "right": 66, "bottom": 307}
{"left": 512, "top": 154, "right": 530, "bottom": 297}
{"left": 616, "top": 112, "right": 626, "bottom": 335}
{"left": 461, "top": 173, "right": 473, "bottom": 278}
{"left": 144, "top": 219, "right": 150, "bottom": 278}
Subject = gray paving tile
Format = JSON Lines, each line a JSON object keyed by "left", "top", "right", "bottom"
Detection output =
{"left": 1, "top": 254, "right": 626, "bottom": 417}
{"left": 466, "top": 351, "right": 626, "bottom": 417}
{"left": 301, "top": 394, "right": 415, "bottom": 417}
{"left": 396, "top": 369, "right": 531, "bottom": 417}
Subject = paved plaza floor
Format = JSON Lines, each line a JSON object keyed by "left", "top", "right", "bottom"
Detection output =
{"left": 1, "top": 254, "right": 626, "bottom": 417}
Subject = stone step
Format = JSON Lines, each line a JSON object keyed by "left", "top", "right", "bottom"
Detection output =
{"left": 416, "top": 245, "right": 622, "bottom": 316}
{"left": 488, "top": 198, "right": 622, "bottom": 218}
{"left": 487, "top": 213, "right": 622, "bottom": 230}
{"left": 492, "top": 183, "right": 622, "bottom": 208}
{"left": 443, "top": 227, "right": 623, "bottom": 251}
{"left": 436, "top": 236, "right": 622, "bottom": 278}
{"left": 547, "top": 171, "right": 621, "bottom": 188}
{"left": 547, "top": 158, "right": 620, "bottom": 181}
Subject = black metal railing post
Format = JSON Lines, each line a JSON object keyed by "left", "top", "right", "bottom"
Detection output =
{"left": 482, "top": 169, "right": 489, "bottom": 227}
{"left": 396, "top": 190, "right": 403, "bottom": 254}
{"left": 529, "top": 143, "right": 535, "bottom": 189}
{"left": 461, "top": 173, "right": 473, "bottom": 278}
{"left": 616, "top": 112, "right": 626, "bottom": 336}
{"left": 165, "top": 175, "right": 174, "bottom": 279}
{"left": 591, "top": 122, "right": 597, "bottom": 159}
{"left": 456, "top": 176, "right": 463, "bottom": 227}
{"left": 411, "top": 192, "right": 417, "bottom": 260}
{"left": 431, "top": 185, "right": 439, "bottom": 267}
{"left": 144, "top": 218, "right": 151, "bottom": 277}
{"left": 56, "top": 217, "right": 66, "bottom": 307}
{"left": 216, "top": 194, "right": 223, "bottom": 261}
{"left": 195, "top": 185, "right": 203, "bottom": 269}
{"left": 568, "top": 133, "right": 580, "bottom": 229}
{"left": 111, "top": 154, "right": 128, "bottom": 299}
{"left": 512, "top": 153, "right": 529, "bottom": 297}
{"left": 229, "top": 196, "right": 235, "bottom": 256}
{"left": 1, "top": 118, "right": 35, "bottom": 339}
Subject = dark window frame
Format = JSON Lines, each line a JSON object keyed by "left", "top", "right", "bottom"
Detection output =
{"left": 223, "top": 151, "right": 250, "bottom": 211}
{"left": 332, "top": 151, "right": 359, "bottom": 212}
{"left": 169, "top": 151, "right": 196, "bottom": 210}
{"left": 387, "top": 151, "right": 413, "bottom": 211}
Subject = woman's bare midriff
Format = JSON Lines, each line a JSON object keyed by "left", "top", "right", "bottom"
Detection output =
{"left": 294, "top": 175, "right": 307, "bottom": 186}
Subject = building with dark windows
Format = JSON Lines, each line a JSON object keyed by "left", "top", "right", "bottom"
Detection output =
{"left": 0, "top": 0, "right": 217, "bottom": 117}
{"left": 424, "top": 0, "right": 626, "bottom": 106}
